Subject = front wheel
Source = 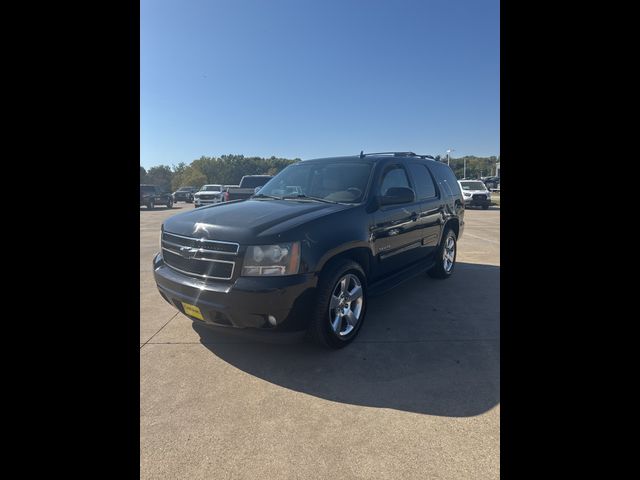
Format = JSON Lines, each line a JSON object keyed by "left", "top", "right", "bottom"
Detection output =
{"left": 166, "top": 198, "right": 173, "bottom": 209}
{"left": 308, "top": 260, "right": 367, "bottom": 349}
{"left": 428, "top": 229, "right": 457, "bottom": 279}
{"left": 147, "top": 200, "right": 155, "bottom": 210}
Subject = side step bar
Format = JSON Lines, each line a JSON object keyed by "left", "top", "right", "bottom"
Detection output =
{"left": 368, "top": 255, "right": 436, "bottom": 297}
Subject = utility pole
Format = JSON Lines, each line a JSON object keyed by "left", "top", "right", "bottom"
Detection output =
{"left": 463, "top": 157, "right": 467, "bottom": 179}
{"left": 446, "top": 148, "right": 454, "bottom": 167}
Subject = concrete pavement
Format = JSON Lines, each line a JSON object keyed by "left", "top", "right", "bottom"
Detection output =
{"left": 140, "top": 202, "right": 500, "bottom": 479}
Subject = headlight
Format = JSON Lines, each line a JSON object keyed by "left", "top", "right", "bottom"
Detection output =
{"left": 242, "top": 242, "right": 301, "bottom": 276}
{"left": 464, "top": 192, "right": 472, "bottom": 197}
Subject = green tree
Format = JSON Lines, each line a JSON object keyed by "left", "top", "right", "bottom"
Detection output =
{"left": 448, "top": 156, "right": 499, "bottom": 179}
{"left": 140, "top": 166, "right": 147, "bottom": 183}
{"left": 170, "top": 162, "right": 189, "bottom": 191}
{"left": 178, "top": 166, "right": 208, "bottom": 189}
{"left": 145, "top": 165, "right": 173, "bottom": 192}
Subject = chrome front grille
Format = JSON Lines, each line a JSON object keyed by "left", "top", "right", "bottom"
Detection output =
{"left": 161, "top": 231, "right": 239, "bottom": 280}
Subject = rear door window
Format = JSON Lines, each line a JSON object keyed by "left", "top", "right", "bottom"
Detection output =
{"left": 427, "top": 162, "right": 460, "bottom": 196}
{"left": 407, "top": 163, "right": 437, "bottom": 199}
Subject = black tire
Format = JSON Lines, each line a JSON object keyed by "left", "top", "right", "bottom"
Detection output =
{"left": 428, "top": 228, "right": 457, "bottom": 279}
{"left": 482, "top": 205, "right": 489, "bottom": 210}
{"left": 166, "top": 199, "right": 173, "bottom": 209}
{"left": 308, "top": 259, "right": 367, "bottom": 349}
{"left": 147, "top": 200, "right": 155, "bottom": 210}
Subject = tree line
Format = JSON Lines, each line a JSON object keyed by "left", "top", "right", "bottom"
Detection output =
{"left": 445, "top": 155, "right": 500, "bottom": 180}
{"left": 140, "top": 155, "right": 300, "bottom": 192}
{"left": 140, "top": 154, "right": 499, "bottom": 193}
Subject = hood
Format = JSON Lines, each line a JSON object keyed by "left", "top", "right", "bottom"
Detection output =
{"left": 462, "top": 189, "right": 489, "bottom": 194}
{"left": 162, "top": 199, "right": 352, "bottom": 244}
{"left": 194, "top": 191, "right": 221, "bottom": 196}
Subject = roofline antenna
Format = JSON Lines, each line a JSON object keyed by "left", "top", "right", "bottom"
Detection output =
{"left": 360, "top": 150, "right": 364, "bottom": 159}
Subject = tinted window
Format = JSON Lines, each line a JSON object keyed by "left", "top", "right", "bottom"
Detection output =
{"left": 380, "top": 167, "right": 410, "bottom": 195}
{"left": 444, "top": 170, "right": 461, "bottom": 195}
{"left": 241, "top": 177, "right": 271, "bottom": 188}
{"left": 428, "top": 162, "right": 461, "bottom": 196}
{"left": 141, "top": 186, "right": 155, "bottom": 194}
{"left": 408, "top": 164, "right": 437, "bottom": 199}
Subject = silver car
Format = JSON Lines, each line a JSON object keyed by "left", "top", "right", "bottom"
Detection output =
{"left": 458, "top": 180, "right": 492, "bottom": 210}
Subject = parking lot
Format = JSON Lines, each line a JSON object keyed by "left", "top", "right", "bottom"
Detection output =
{"left": 140, "top": 203, "right": 500, "bottom": 479}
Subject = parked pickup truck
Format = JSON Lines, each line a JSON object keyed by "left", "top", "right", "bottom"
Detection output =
{"left": 153, "top": 152, "right": 464, "bottom": 349}
{"left": 224, "top": 175, "right": 273, "bottom": 202}
{"left": 140, "top": 184, "right": 173, "bottom": 210}
{"left": 194, "top": 184, "right": 224, "bottom": 208}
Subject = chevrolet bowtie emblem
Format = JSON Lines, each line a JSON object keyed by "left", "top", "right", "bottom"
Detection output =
{"left": 193, "top": 222, "right": 214, "bottom": 235}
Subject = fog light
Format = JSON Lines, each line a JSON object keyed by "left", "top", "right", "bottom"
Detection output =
{"left": 268, "top": 315, "right": 277, "bottom": 326}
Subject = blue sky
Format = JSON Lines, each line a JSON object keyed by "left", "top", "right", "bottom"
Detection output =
{"left": 141, "top": 0, "right": 499, "bottom": 169}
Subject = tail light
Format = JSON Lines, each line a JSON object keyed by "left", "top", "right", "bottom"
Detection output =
{"left": 223, "top": 191, "right": 229, "bottom": 201}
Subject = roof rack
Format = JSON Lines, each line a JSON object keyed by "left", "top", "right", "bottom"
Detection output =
{"left": 359, "top": 151, "right": 435, "bottom": 160}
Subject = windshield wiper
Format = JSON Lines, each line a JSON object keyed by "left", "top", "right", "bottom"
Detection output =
{"left": 281, "top": 194, "right": 340, "bottom": 204}
{"left": 252, "top": 193, "right": 283, "bottom": 200}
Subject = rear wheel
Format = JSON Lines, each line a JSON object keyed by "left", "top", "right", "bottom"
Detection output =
{"left": 428, "top": 229, "right": 457, "bottom": 279}
{"left": 308, "top": 260, "right": 367, "bottom": 349}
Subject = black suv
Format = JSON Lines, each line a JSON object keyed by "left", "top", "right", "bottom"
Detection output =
{"left": 482, "top": 176, "right": 500, "bottom": 189}
{"left": 153, "top": 152, "right": 464, "bottom": 348}
{"left": 140, "top": 184, "right": 173, "bottom": 210}
{"left": 172, "top": 186, "right": 196, "bottom": 203}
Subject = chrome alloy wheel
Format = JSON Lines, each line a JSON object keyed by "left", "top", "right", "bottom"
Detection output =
{"left": 329, "top": 273, "right": 364, "bottom": 337}
{"left": 443, "top": 235, "right": 456, "bottom": 272}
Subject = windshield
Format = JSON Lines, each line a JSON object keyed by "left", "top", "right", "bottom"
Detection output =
{"left": 201, "top": 185, "right": 221, "bottom": 192}
{"left": 460, "top": 181, "right": 486, "bottom": 191}
{"left": 258, "top": 161, "right": 373, "bottom": 203}
{"left": 241, "top": 177, "right": 271, "bottom": 188}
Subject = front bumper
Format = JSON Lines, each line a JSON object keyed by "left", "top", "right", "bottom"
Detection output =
{"left": 153, "top": 253, "right": 318, "bottom": 332}
{"left": 464, "top": 197, "right": 491, "bottom": 206}
{"left": 194, "top": 197, "right": 222, "bottom": 207}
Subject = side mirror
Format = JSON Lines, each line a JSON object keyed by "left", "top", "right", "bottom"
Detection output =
{"left": 254, "top": 186, "right": 262, "bottom": 194}
{"left": 380, "top": 187, "right": 416, "bottom": 206}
